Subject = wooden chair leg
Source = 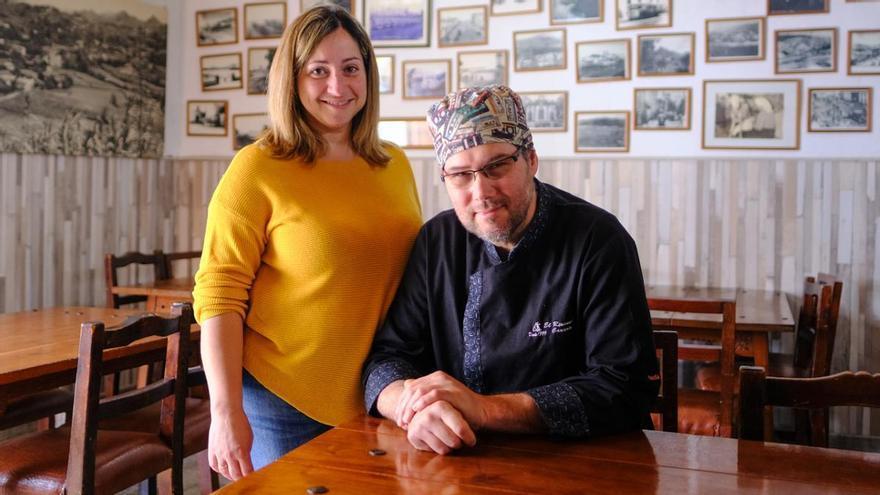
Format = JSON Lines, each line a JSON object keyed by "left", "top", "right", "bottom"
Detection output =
{"left": 138, "top": 476, "right": 158, "bottom": 495}
{"left": 198, "top": 450, "right": 220, "bottom": 494}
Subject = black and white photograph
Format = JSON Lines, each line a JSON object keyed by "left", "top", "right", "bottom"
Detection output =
{"left": 634, "top": 88, "right": 691, "bottom": 130}
{"left": 706, "top": 17, "right": 765, "bottom": 62}
{"left": 575, "top": 111, "right": 630, "bottom": 152}
{"left": 767, "top": 0, "right": 828, "bottom": 15}
{"left": 244, "top": 2, "right": 286, "bottom": 40}
{"left": 378, "top": 118, "right": 434, "bottom": 148}
{"left": 514, "top": 29, "right": 567, "bottom": 71}
{"left": 200, "top": 53, "right": 243, "bottom": 92}
{"left": 520, "top": 91, "right": 568, "bottom": 132}
{"left": 458, "top": 50, "right": 508, "bottom": 88}
{"left": 438, "top": 6, "right": 487, "bottom": 47}
{"left": 402, "top": 59, "right": 451, "bottom": 99}
{"left": 365, "top": 0, "right": 430, "bottom": 47}
{"left": 247, "top": 47, "right": 276, "bottom": 95}
{"left": 233, "top": 113, "right": 270, "bottom": 150}
{"left": 616, "top": 0, "right": 671, "bottom": 30}
{"left": 196, "top": 7, "right": 238, "bottom": 46}
{"left": 377, "top": 55, "right": 395, "bottom": 94}
{"left": 0, "top": 0, "right": 167, "bottom": 158}
{"left": 808, "top": 88, "right": 872, "bottom": 132}
{"left": 638, "top": 33, "right": 695, "bottom": 76}
{"left": 848, "top": 30, "right": 880, "bottom": 75}
{"left": 302, "top": 0, "right": 355, "bottom": 17}
{"left": 550, "top": 0, "right": 602, "bottom": 25}
{"left": 775, "top": 28, "right": 836, "bottom": 74}
{"left": 702, "top": 79, "right": 801, "bottom": 150}
{"left": 576, "top": 39, "right": 631, "bottom": 82}
{"left": 187, "top": 100, "right": 228, "bottom": 136}
{"left": 491, "top": 0, "right": 542, "bottom": 16}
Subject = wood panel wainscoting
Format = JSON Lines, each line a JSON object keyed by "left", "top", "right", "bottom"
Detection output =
{"left": 1, "top": 152, "right": 878, "bottom": 440}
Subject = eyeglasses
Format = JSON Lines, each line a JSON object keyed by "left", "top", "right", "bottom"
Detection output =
{"left": 440, "top": 148, "right": 523, "bottom": 188}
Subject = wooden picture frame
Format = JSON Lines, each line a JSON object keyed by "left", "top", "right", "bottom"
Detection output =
{"left": 848, "top": 30, "right": 880, "bottom": 75}
{"left": 637, "top": 33, "right": 695, "bottom": 77}
{"left": 196, "top": 8, "right": 238, "bottom": 47}
{"left": 457, "top": 50, "right": 509, "bottom": 89}
{"left": 513, "top": 28, "right": 567, "bottom": 72}
{"left": 491, "top": 0, "right": 542, "bottom": 16}
{"left": 377, "top": 55, "right": 395, "bottom": 94}
{"left": 378, "top": 118, "right": 434, "bottom": 149}
{"left": 702, "top": 79, "right": 801, "bottom": 150}
{"left": 549, "top": 0, "right": 602, "bottom": 25}
{"left": 576, "top": 39, "right": 631, "bottom": 83}
{"left": 247, "top": 47, "right": 276, "bottom": 95}
{"left": 616, "top": 0, "right": 671, "bottom": 30}
{"left": 200, "top": 53, "right": 243, "bottom": 92}
{"left": 438, "top": 5, "right": 488, "bottom": 47}
{"left": 633, "top": 87, "right": 691, "bottom": 130}
{"left": 232, "top": 113, "right": 270, "bottom": 150}
{"left": 519, "top": 91, "right": 568, "bottom": 132}
{"left": 808, "top": 87, "right": 872, "bottom": 132}
{"left": 575, "top": 111, "right": 630, "bottom": 153}
{"left": 775, "top": 28, "right": 837, "bottom": 74}
{"left": 402, "top": 59, "right": 451, "bottom": 99}
{"left": 366, "top": 0, "right": 431, "bottom": 48}
{"left": 244, "top": 2, "right": 286, "bottom": 40}
{"left": 187, "top": 100, "right": 228, "bottom": 137}
{"left": 705, "top": 17, "right": 766, "bottom": 63}
{"left": 767, "top": 0, "right": 829, "bottom": 15}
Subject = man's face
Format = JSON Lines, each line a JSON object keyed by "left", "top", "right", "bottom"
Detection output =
{"left": 442, "top": 142, "right": 539, "bottom": 252}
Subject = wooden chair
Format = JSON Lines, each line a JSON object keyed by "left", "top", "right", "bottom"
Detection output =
{"left": 649, "top": 296, "right": 737, "bottom": 437}
{"left": 0, "top": 303, "right": 193, "bottom": 495}
{"left": 650, "top": 330, "right": 678, "bottom": 432}
{"left": 104, "top": 250, "right": 170, "bottom": 309}
{"left": 739, "top": 366, "right": 880, "bottom": 446}
{"left": 163, "top": 250, "right": 202, "bottom": 280}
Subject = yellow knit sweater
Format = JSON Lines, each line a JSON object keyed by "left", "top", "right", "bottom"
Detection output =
{"left": 193, "top": 143, "right": 422, "bottom": 425}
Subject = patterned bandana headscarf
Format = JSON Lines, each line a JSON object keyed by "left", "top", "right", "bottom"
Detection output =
{"left": 426, "top": 85, "right": 533, "bottom": 168}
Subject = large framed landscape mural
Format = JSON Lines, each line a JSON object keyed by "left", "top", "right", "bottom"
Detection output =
{"left": 0, "top": 0, "right": 166, "bottom": 158}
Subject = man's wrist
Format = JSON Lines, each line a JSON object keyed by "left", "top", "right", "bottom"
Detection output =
{"left": 376, "top": 380, "right": 405, "bottom": 419}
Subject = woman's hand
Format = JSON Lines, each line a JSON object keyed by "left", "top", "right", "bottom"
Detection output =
{"left": 208, "top": 407, "right": 254, "bottom": 480}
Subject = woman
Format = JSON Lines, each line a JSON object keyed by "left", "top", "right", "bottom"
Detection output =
{"left": 193, "top": 6, "right": 422, "bottom": 480}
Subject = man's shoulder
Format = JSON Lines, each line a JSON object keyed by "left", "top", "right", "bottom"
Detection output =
{"left": 543, "top": 182, "right": 622, "bottom": 231}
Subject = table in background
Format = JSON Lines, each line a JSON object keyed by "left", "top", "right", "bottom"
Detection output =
{"left": 109, "top": 277, "right": 194, "bottom": 312}
{"left": 216, "top": 415, "right": 880, "bottom": 494}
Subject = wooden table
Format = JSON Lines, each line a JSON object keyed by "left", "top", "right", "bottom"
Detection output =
{"left": 0, "top": 306, "right": 192, "bottom": 414}
{"left": 647, "top": 286, "right": 795, "bottom": 368}
{"left": 110, "top": 277, "right": 195, "bottom": 312}
{"left": 216, "top": 415, "right": 880, "bottom": 494}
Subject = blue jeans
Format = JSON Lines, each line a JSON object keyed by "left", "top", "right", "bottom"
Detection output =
{"left": 241, "top": 369, "right": 331, "bottom": 470}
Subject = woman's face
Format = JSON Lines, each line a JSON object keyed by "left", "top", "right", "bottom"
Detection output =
{"left": 297, "top": 27, "right": 367, "bottom": 137}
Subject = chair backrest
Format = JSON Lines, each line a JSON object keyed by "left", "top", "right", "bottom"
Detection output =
{"left": 739, "top": 366, "right": 880, "bottom": 446}
{"left": 793, "top": 275, "right": 843, "bottom": 377}
{"left": 65, "top": 302, "right": 194, "bottom": 494}
{"left": 648, "top": 296, "right": 737, "bottom": 437}
{"left": 651, "top": 330, "right": 678, "bottom": 432}
{"left": 104, "top": 250, "right": 170, "bottom": 308}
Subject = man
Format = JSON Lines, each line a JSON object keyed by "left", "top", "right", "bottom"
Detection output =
{"left": 362, "top": 85, "right": 658, "bottom": 454}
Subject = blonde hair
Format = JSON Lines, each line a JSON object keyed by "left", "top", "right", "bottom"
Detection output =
{"left": 261, "top": 6, "right": 389, "bottom": 166}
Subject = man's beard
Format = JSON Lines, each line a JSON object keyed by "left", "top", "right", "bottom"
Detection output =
{"left": 461, "top": 188, "right": 533, "bottom": 247}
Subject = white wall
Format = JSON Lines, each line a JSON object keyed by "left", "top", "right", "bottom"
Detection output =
{"left": 168, "top": 0, "right": 880, "bottom": 159}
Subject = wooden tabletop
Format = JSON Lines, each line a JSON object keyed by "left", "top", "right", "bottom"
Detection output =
{"left": 217, "top": 415, "right": 880, "bottom": 494}
{"left": 647, "top": 286, "right": 795, "bottom": 333}
{"left": 109, "top": 277, "right": 194, "bottom": 299}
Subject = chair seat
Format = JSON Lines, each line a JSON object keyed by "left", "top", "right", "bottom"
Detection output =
{"left": 99, "top": 398, "right": 210, "bottom": 457}
{"left": 0, "top": 389, "right": 74, "bottom": 429}
{"left": 678, "top": 389, "right": 723, "bottom": 436}
{"left": 0, "top": 427, "right": 171, "bottom": 495}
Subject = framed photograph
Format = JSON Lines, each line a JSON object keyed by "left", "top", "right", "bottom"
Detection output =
{"left": 365, "top": 0, "right": 430, "bottom": 47}
{"left": 808, "top": 88, "right": 872, "bottom": 132}
{"left": 247, "top": 47, "right": 276, "bottom": 95}
{"left": 196, "top": 8, "right": 238, "bottom": 46}
{"left": 706, "top": 17, "right": 766, "bottom": 62}
{"left": 438, "top": 6, "right": 487, "bottom": 47}
{"left": 848, "top": 30, "right": 880, "bottom": 75}
{"left": 576, "top": 39, "right": 631, "bottom": 83}
{"left": 378, "top": 118, "right": 434, "bottom": 149}
{"left": 377, "top": 55, "right": 395, "bottom": 94}
{"left": 767, "top": 0, "right": 829, "bottom": 15}
{"left": 775, "top": 28, "right": 837, "bottom": 74}
{"left": 233, "top": 113, "right": 270, "bottom": 150}
{"left": 514, "top": 29, "right": 567, "bottom": 72}
{"left": 200, "top": 53, "right": 243, "bottom": 92}
{"left": 519, "top": 91, "right": 568, "bottom": 132}
{"left": 550, "top": 0, "right": 602, "bottom": 25}
{"left": 616, "top": 0, "right": 671, "bottom": 30}
{"left": 491, "top": 0, "right": 541, "bottom": 16}
{"left": 187, "top": 100, "right": 228, "bottom": 137}
{"left": 637, "top": 33, "right": 695, "bottom": 76}
{"left": 458, "top": 50, "right": 508, "bottom": 89}
{"left": 702, "top": 79, "right": 801, "bottom": 150}
{"left": 575, "top": 111, "right": 630, "bottom": 153}
{"left": 634, "top": 88, "right": 691, "bottom": 130}
{"left": 301, "top": 0, "right": 356, "bottom": 17}
{"left": 402, "top": 59, "right": 451, "bottom": 99}
{"left": 244, "top": 2, "right": 286, "bottom": 40}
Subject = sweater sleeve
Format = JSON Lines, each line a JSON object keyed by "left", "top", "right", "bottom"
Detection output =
{"left": 193, "top": 147, "right": 272, "bottom": 323}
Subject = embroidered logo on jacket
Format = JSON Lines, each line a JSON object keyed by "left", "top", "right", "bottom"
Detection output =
{"left": 528, "top": 320, "right": 573, "bottom": 337}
